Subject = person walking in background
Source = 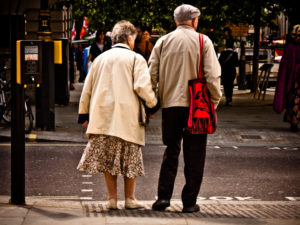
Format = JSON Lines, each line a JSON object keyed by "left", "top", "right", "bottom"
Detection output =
{"left": 77, "top": 20, "right": 158, "bottom": 209}
{"left": 219, "top": 39, "right": 239, "bottom": 106}
{"left": 75, "top": 44, "right": 86, "bottom": 82}
{"left": 134, "top": 25, "right": 143, "bottom": 54}
{"left": 86, "top": 30, "right": 111, "bottom": 71}
{"left": 274, "top": 24, "right": 300, "bottom": 132}
{"left": 148, "top": 4, "right": 222, "bottom": 213}
{"left": 134, "top": 26, "right": 154, "bottom": 62}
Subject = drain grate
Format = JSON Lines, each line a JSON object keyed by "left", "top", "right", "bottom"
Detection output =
{"left": 241, "top": 135, "right": 262, "bottom": 139}
{"left": 82, "top": 202, "right": 300, "bottom": 219}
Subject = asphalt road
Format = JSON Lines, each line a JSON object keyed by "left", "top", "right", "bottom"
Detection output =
{"left": 0, "top": 142, "right": 299, "bottom": 202}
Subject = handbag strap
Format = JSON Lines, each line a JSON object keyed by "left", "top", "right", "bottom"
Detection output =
{"left": 198, "top": 33, "right": 204, "bottom": 79}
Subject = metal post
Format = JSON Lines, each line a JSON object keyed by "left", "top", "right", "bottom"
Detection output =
{"left": 238, "top": 43, "right": 246, "bottom": 90}
{"left": 36, "top": 0, "right": 55, "bottom": 130}
{"left": 11, "top": 26, "right": 25, "bottom": 205}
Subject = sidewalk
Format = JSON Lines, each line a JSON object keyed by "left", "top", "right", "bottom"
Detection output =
{"left": 1, "top": 195, "right": 299, "bottom": 225}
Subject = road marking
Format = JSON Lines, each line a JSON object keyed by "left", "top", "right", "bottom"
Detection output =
{"left": 82, "top": 182, "right": 93, "bottom": 185}
{"left": 81, "top": 189, "right": 93, "bottom": 192}
{"left": 285, "top": 197, "right": 300, "bottom": 201}
{"left": 26, "top": 196, "right": 80, "bottom": 200}
{"left": 0, "top": 143, "right": 86, "bottom": 147}
{"left": 28, "top": 134, "right": 37, "bottom": 141}
{"left": 269, "top": 147, "right": 281, "bottom": 150}
{"left": 82, "top": 175, "right": 92, "bottom": 178}
{"left": 80, "top": 197, "right": 93, "bottom": 200}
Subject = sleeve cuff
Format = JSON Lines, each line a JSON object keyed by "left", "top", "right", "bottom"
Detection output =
{"left": 78, "top": 114, "right": 89, "bottom": 124}
{"left": 145, "top": 99, "right": 160, "bottom": 115}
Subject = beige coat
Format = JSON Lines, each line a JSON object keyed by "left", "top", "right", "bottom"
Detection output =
{"left": 79, "top": 43, "right": 157, "bottom": 146}
{"left": 149, "top": 25, "right": 222, "bottom": 109}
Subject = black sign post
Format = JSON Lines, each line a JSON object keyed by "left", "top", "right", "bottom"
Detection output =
{"left": 11, "top": 41, "right": 25, "bottom": 205}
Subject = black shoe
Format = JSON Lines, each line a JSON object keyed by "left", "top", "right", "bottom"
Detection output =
{"left": 182, "top": 204, "right": 200, "bottom": 213}
{"left": 152, "top": 199, "right": 170, "bottom": 211}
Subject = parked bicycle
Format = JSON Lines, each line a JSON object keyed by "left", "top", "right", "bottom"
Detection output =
{"left": 0, "top": 67, "right": 33, "bottom": 134}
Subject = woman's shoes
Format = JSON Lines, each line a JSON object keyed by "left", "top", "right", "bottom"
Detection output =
{"left": 125, "top": 198, "right": 144, "bottom": 209}
{"left": 106, "top": 198, "right": 118, "bottom": 209}
{"left": 106, "top": 198, "right": 144, "bottom": 209}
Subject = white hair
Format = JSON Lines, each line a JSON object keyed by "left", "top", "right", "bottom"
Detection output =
{"left": 111, "top": 20, "right": 137, "bottom": 44}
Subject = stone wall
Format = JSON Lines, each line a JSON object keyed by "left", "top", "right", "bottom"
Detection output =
{"left": 25, "top": 5, "right": 72, "bottom": 40}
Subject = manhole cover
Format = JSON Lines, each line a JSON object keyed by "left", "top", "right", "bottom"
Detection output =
{"left": 241, "top": 135, "right": 262, "bottom": 139}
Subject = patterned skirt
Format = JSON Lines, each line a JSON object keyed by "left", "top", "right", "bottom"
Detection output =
{"left": 77, "top": 134, "right": 145, "bottom": 178}
{"left": 284, "top": 74, "right": 300, "bottom": 126}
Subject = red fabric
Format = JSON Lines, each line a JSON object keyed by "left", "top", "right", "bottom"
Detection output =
{"left": 187, "top": 33, "right": 217, "bottom": 134}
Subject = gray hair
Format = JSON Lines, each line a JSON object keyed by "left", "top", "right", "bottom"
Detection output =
{"left": 174, "top": 4, "right": 200, "bottom": 23}
{"left": 111, "top": 20, "right": 137, "bottom": 45}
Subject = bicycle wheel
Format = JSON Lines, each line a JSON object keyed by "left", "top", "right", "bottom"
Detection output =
{"left": 24, "top": 99, "right": 33, "bottom": 134}
{"left": 2, "top": 80, "right": 11, "bottom": 123}
{"left": 2, "top": 99, "right": 11, "bottom": 123}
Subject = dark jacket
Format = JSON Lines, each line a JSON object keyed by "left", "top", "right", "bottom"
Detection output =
{"left": 219, "top": 49, "right": 239, "bottom": 76}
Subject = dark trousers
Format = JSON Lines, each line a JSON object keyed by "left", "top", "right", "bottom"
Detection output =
{"left": 222, "top": 73, "right": 236, "bottom": 101}
{"left": 157, "top": 107, "right": 207, "bottom": 207}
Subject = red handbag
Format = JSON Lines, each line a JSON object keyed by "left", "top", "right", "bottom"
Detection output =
{"left": 187, "top": 33, "right": 217, "bottom": 134}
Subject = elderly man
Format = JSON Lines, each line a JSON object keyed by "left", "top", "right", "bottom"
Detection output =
{"left": 149, "top": 4, "right": 222, "bottom": 213}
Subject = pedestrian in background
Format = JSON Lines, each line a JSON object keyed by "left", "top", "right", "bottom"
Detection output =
{"left": 77, "top": 20, "right": 158, "bottom": 209}
{"left": 148, "top": 4, "right": 222, "bottom": 213}
{"left": 219, "top": 39, "right": 239, "bottom": 106}
{"left": 75, "top": 44, "right": 86, "bottom": 82}
{"left": 274, "top": 24, "right": 300, "bottom": 132}
{"left": 135, "top": 26, "right": 153, "bottom": 62}
{"left": 86, "top": 30, "right": 111, "bottom": 71}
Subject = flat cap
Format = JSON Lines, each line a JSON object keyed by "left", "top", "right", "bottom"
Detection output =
{"left": 173, "top": 4, "right": 200, "bottom": 22}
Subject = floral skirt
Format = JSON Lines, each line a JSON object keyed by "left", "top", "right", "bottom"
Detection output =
{"left": 77, "top": 134, "right": 145, "bottom": 178}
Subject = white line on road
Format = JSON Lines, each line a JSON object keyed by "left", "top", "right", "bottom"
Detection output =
{"left": 0, "top": 143, "right": 86, "bottom": 147}
{"left": 82, "top": 182, "right": 94, "bottom": 185}
{"left": 82, "top": 175, "right": 92, "bottom": 178}
{"left": 81, "top": 189, "right": 93, "bottom": 192}
{"left": 80, "top": 197, "right": 93, "bottom": 200}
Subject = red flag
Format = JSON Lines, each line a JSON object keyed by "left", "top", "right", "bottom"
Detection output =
{"left": 71, "top": 22, "right": 76, "bottom": 40}
{"left": 80, "top": 17, "right": 89, "bottom": 39}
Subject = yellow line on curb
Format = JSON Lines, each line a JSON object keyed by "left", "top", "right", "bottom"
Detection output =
{"left": 28, "top": 134, "right": 37, "bottom": 141}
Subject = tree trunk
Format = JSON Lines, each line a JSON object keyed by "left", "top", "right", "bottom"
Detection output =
{"left": 251, "top": 4, "right": 261, "bottom": 93}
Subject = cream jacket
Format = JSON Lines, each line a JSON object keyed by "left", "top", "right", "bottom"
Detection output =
{"left": 148, "top": 25, "right": 222, "bottom": 109}
{"left": 79, "top": 44, "right": 157, "bottom": 146}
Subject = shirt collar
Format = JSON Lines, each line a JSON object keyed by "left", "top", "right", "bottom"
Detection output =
{"left": 177, "top": 25, "right": 196, "bottom": 31}
{"left": 112, "top": 43, "right": 130, "bottom": 50}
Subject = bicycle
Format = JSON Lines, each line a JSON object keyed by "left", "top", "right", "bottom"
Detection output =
{"left": 0, "top": 67, "right": 33, "bottom": 134}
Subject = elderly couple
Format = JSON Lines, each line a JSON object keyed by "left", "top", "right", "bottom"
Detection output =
{"left": 77, "top": 4, "right": 222, "bottom": 213}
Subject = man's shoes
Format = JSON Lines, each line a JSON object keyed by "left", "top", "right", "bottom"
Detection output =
{"left": 152, "top": 199, "right": 170, "bottom": 211}
{"left": 182, "top": 204, "right": 200, "bottom": 213}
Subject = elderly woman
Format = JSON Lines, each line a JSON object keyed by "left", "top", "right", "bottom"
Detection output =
{"left": 77, "top": 20, "right": 158, "bottom": 209}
